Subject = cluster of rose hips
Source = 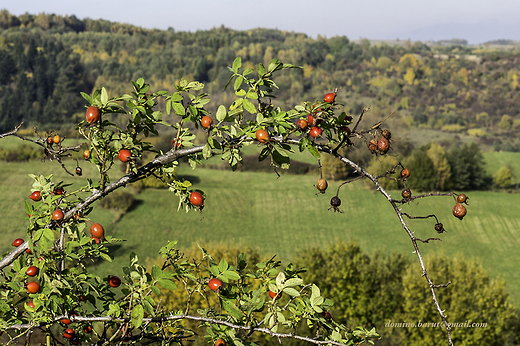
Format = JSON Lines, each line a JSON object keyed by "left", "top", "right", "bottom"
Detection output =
{"left": 46, "top": 133, "right": 62, "bottom": 147}
{"left": 453, "top": 193, "right": 468, "bottom": 220}
{"left": 254, "top": 91, "right": 339, "bottom": 145}
{"left": 57, "top": 276, "right": 118, "bottom": 343}
{"left": 369, "top": 129, "right": 391, "bottom": 155}
{"left": 397, "top": 166, "right": 469, "bottom": 231}
{"left": 23, "top": 186, "right": 121, "bottom": 306}
{"left": 254, "top": 92, "right": 346, "bottom": 211}
{"left": 85, "top": 105, "right": 136, "bottom": 163}
{"left": 315, "top": 177, "right": 342, "bottom": 212}
{"left": 11, "top": 237, "right": 41, "bottom": 296}
{"left": 314, "top": 176, "right": 342, "bottom": 211}
{"left": 299, "top": 92, "right": 338, "bottom": 139}
{"left": 400, "top": 167, "right": 412, "bottom": 200}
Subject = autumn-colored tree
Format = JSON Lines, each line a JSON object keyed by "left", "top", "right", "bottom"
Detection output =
{"left": 493, "top": 166, "right": 514, "bottom": 188}
{"left": 426, "top": 143, "right": 452, "bottom": 191}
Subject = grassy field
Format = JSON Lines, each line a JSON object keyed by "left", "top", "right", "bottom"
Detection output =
{"left": 483, "top": 151, "right": 520, "bottom": 184}
{"left": 1, "top": 148, "right": 520, "bottom": 305}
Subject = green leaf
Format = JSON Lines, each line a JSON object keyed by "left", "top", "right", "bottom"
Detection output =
{"left": 242, "top": 99, "right": 257, "bottom": 114}
{"left": 216, "top": 105, "right": 227, "bottom": 122}
{"left": 80, "top": 92, "right": 93, "bottom": 104}
{"left": 131, "top": 304, "right": 144, "bottom": 328}
{"left": 235, "top": 89, "right": 246, "bottom": 97}
{"left": 222, "top": 300, "right": 243, "bottom": 321}
{"left": 13, "top": 257, "right": 21, "bottom": 272}
{"left": 186, "top": 81, "right": 204, "bottom": 90}
{"left": 107, "top": 303, "right": 120, "bottom": 317}
{"left": 171, "top": 102, "right": 185, "bottom": 116}
{"left": 282, "top": 63, "right": 302, "bottom": 70}
{"left": 311, "top": 284, "right": 321, "bottom": 301}
{"left": 209, "top": 265, "right": 220, "bottom": 277}
{"left": 143, "top": 299, "right": 154, "bottom": 317}
{"left": 101, "top": 87, "right": 108, "bottom": 105}
{"left": 298, "top": 138, "right": 307, "bottom": 152}
{"left": 99, "top": 253, "right": 113, "bottom": 262}
{"left": 224, "top": 74, "right": 235, "bottom": 91}
{"left": 43, "top": 228, "right": 54, "bottom": 241}
{"left": 258, "top": 147, "right": 270, "bottom": 162}
{"left": 229, "top": 98, "right": 243, "bottom": 110}
{"left": 156, "top": 278, "right": 177, "bottom": 290}
{"left": 256, "top": 112, "right": 264, "bottom": 124}
{"left": 284, "top": 278, "right": 303, "bottom": 287}
{"left": 272, "top": 149, "right": 290, "bottom": 169}
{"left": 170, "top": 92, "right": 183, "bottom": 102}
{"left": 243, "top": 68, "right": 254, "bottom": 75}
{"left": 33, "top": 230, "right": 47, "bottom": 243}
{"left": 306, "top": 143, "right": 321, "bottom": 159}
{"left": 276, "top": 272, "right": 285, "bottom": 288}
{"left": 222, "top": 270, "right": 240, "bottom": 281}
{"left": 258, "top": 63, "right": 266, "bottom": 76}
{"left": 267, "top": 59, "right": 282, "bottom": 73}
{"left": 80, "top": 236, "right": 91, "bottom": 246}
{"left": 218, "top": 258, "right": 229, "bottom": 273}
{"left": 151, "top": 265, "right": 163, "bottom": 280}
{"left": 188, "top": 104, "right": 198, "bottom": 117}
{"left": 234, "top": 76, "right": 243, "bottom": 91}
{"left": 228, "top": 107, "right": 243, "bottom": 119}
{"left": 151, "top": 285, "right": 160, "bottom": 295}
{"left": 232, "top": 57, "right": 242, "bottom": 73}
{"left": 283, "top": 287, "right": 300, "bottom": 297}
{"left": 230, "top": 125, "right": 237, "bottom": 137}
{"left": 24, "top": 201, "right": 33, "bottom": 217}
{"left": 246, "top": 90, "right": 258, "bottom": 100}
{"left": 312, "top": 295, "right": 324, "bottom": 307}
{"left": 141, "top": 83, "right": 150, "bottom": 94}
{"left": 203, "top": 142, "right": 212, "bottom": 159}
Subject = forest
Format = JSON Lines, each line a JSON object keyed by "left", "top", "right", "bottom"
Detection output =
{"left": 0, "top": 10, "right": 517, "bottom": 191}
{"left": 0, "top": 9, "right": 519, "bottom": 147}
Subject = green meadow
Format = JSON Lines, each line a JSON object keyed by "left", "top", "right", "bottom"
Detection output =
{"left": 1, "top": 149, "right": 520, "bottom": 304}
{"left": 483, "top": 151, "right": 520, "bottom": 184}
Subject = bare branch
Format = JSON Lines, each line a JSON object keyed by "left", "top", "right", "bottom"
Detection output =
{"left": 0, "top": 123, "right": 24, "bottom": 139}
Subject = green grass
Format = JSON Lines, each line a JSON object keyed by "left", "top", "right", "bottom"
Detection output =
{"left": 1, "top": 153, "right": 520, "bottom": 305}
{"left": 483, "top": 151, "right": 520, "bottom": 184}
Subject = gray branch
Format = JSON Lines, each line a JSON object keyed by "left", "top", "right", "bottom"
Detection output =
{"left": 0, "top": 133, "right": 455, "bottom": 345}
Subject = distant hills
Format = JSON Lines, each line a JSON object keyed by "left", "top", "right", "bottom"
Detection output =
{"left": 386, "top": 22, "right": 520, "bottom": 46}
{"left": 0, "top": 9, "right": 519, "bottom": 153}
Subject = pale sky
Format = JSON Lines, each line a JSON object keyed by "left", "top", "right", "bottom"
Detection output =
{"left": 2, "top": 0, "right": 519, "bottom": 44}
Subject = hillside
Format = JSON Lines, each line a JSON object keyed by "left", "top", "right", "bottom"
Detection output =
{"left": 0, "top": 10, "right": 519, "bottom": 153}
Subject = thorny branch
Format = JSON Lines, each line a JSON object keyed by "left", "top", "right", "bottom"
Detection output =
{"left": 0, "top": 124, "right": 85, "bottom": 176}
{"left": 285, "top": 138, "right": 455, "bottom": 346}
{"left": 0, "top": 120, "right": 457, "bottom": 345}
